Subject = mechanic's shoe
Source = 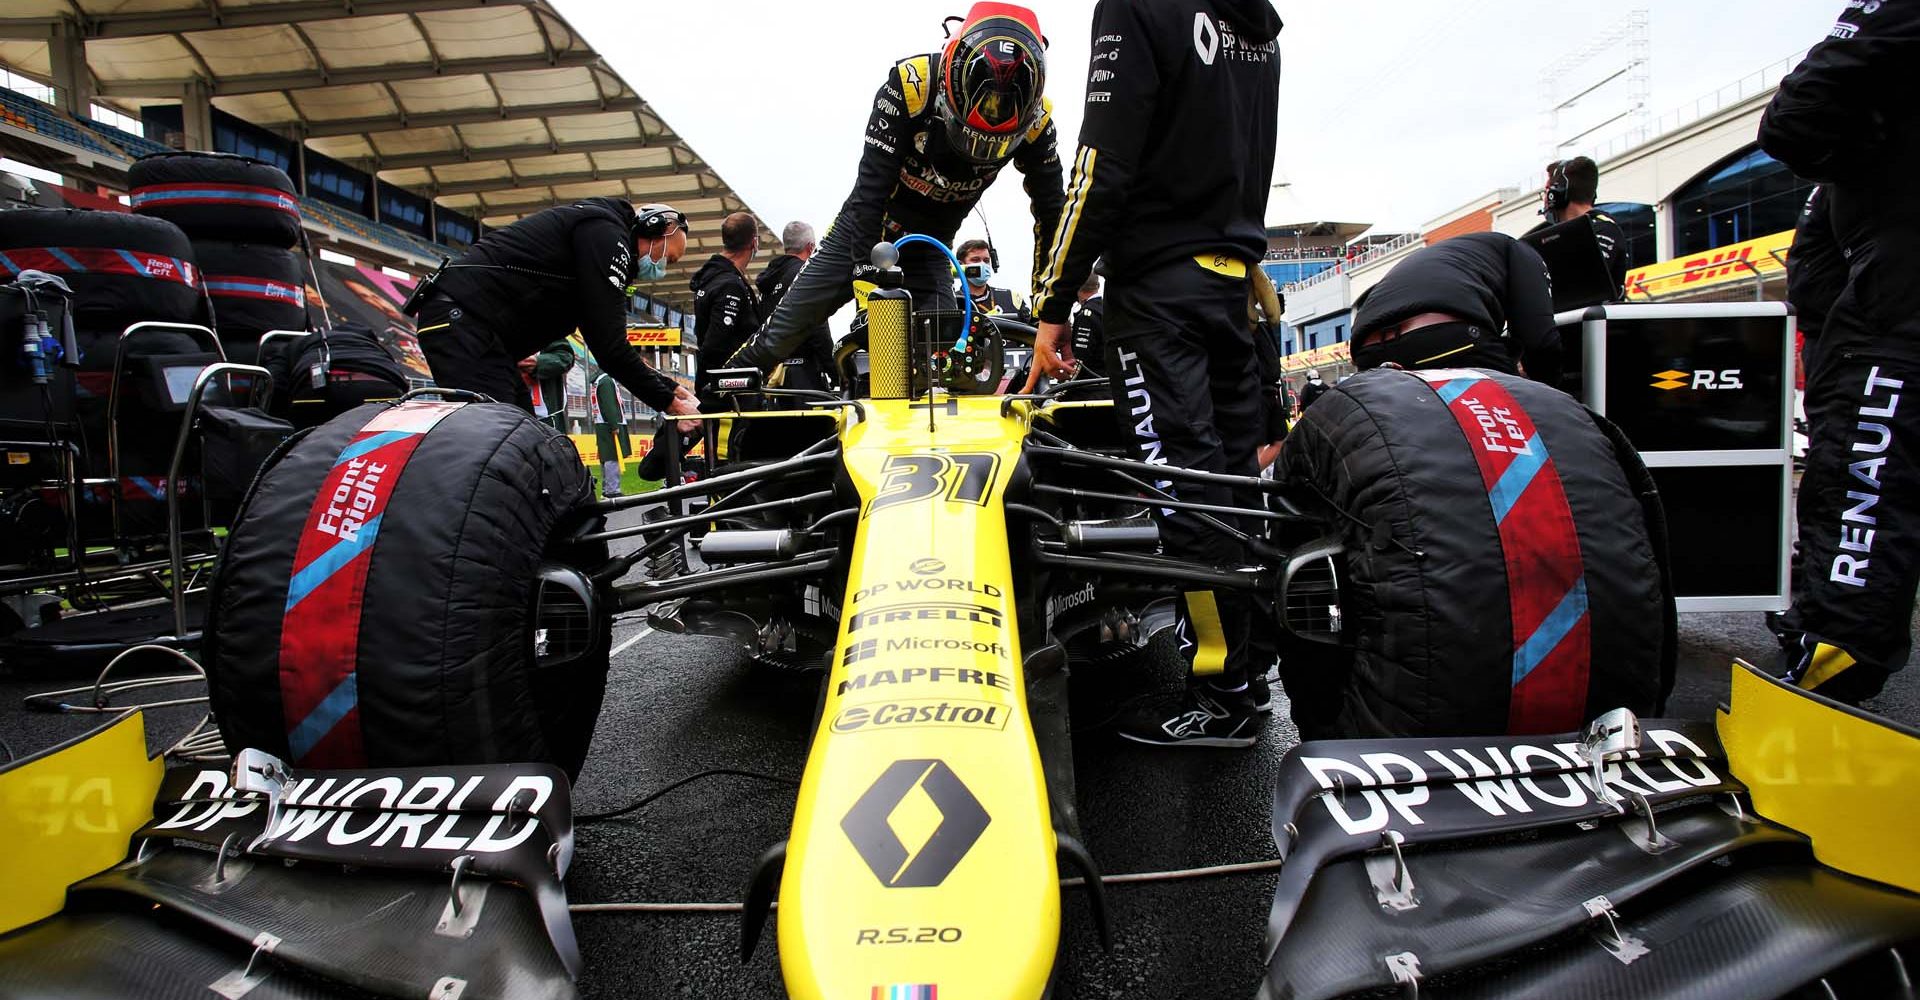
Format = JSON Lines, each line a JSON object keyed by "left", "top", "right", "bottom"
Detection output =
{"left": 1249, "top": 673, "right": 1272, "bottom": 714}
{"left": 1118, "top": 684, "right": 1263, "bottom": 748}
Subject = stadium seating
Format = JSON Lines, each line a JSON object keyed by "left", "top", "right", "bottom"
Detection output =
{"left": 4, "top": 84, "right": 457, "bottom": 265}
{"left": 0, "top": 87, "right": 120, "bottom": 159}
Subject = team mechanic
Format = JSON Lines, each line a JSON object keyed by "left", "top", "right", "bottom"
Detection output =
{"left": 727, "top": 3, "right": 1064, "bottom": 373}
{"left": 1026, "top": 0, "right": 1283, "bottom": 747}
{"left": 1346, "top": 231, "right": 1562, "bottom": 385}
{"left": 411, "top": 198, "right": 701, "bottom": 428}
{"left": 1758, "top": 0, "right": 1920, "bottom": 705}
{"left": 637, "top": 211, "right": 762, "bottom": 482}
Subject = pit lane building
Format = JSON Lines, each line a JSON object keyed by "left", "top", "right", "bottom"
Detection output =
{"left": 1275, "top": 53, "right": 1812, "bottom": 389}
{"left": 0, "top": 0, "right": 776, "bottom": 432}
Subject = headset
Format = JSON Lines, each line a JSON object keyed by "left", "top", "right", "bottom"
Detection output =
{"left": 1541, "top": 160, "right": 1571, "bottom": 219}
{"left": 632, "top": 203, "right": 690, "bottom": 242}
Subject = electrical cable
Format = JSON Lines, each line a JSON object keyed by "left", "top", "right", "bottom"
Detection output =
{"left": 573, "top": 767, "right": 799, "bottom": 823}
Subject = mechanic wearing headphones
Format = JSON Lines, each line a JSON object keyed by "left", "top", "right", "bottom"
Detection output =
{"left": 957, "top": 238, "right": 1026, "bottom": 319}
{"left": 1026, "top": 0, "right": 1283, "bottom": 747}
{"left": 727, "top": 3, "right": 1064, "bottom": 373}
{"left": 412, "top": 198, "right": 701, "bottom": 426}
{"left": 638, "top": 211, "right": 762, "bottom": 482}
{"left": 1759, "top": 0, "right": 1920, "bottom": 705}
{"left": 1530, "top": 156, "right": 1629, "bottom": 295}
{"left": 1347, "top": 231, "right": 1561, "bottom": 386}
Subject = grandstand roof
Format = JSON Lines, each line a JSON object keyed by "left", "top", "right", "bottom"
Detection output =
{"left": 0, "top": 0, "right": 774, "bottom": 301}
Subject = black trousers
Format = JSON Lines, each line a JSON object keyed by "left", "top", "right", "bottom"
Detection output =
{"left": 1778, "top": 241, "right": 1920, "bottom": 702}
{"left": 416, "top": 296, "right": 533, "bottom": 412}
{"left": 1104, "top": 256, "right": 1265, "bottom": 688}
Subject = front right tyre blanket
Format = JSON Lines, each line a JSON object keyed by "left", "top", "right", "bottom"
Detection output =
{"left": 204, "top": 399, "right": 608, "bottom": 777}
{"left": 1276, "top": 366, "right": 1675, "bottom": 739}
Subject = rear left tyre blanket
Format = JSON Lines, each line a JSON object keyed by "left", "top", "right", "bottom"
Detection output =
{"left": 0, "top": 208, "right": 202, "bottom": 329}
{"left": 1276, "top": 367, "right": 1669, "bottom": 737}
{"left": 204, "top": 400, "right": 606, "bottom": 776}
{"left": 128, "top": 151, "right": 302, "bottom": 247}
{"left": 191, "top": 240, "right": 306, "bottom": 352}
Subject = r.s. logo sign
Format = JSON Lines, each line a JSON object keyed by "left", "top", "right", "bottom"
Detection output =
{"left": 864, "top": 452, "right": 1001, "bottom": 518}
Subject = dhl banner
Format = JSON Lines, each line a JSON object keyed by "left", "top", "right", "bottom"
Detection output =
{"left": 626, "top": 326, "right": 681, "bottom": 347}
{"left": 1625, "top": 229, "right": 1793, "bottom": 300}
{"left": 1280, "top": 340, "right": 1351, "bottom": 375}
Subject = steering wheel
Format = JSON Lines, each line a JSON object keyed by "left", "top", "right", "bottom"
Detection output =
{"left": 834, "top": 313, "right": 1039, "bottom": 398}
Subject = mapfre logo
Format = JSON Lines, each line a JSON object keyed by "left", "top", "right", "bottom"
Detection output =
{"left": 1651, "top": 369, "right": 1743, "bottom": 391}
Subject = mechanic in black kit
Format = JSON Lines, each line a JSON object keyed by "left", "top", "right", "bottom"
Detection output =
{"left": 1759, "top": 0, "right": 1920, "bottom": 704}
{"left": 727, "top": 3, "right": 1064, "bottom": 373}
{"left": 1347, "top": 231, "right": 1562, "bottom": 386}
{"left": 1025, "top": 0, "right": 1284, "bottom": 747}
{"left": 411, "top": 198, "right": 700, "bottom": 428}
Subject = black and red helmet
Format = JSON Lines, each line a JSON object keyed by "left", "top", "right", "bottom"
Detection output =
{"left": 937, "top": 2, "right": 1048, "bottom": 163}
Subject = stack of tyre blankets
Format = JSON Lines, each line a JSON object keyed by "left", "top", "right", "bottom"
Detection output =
{"left": 128, "top": 150, "right": 308, "bottom": 365}
{"left": 0, "top": 151, "right": 304, "bottom": 542}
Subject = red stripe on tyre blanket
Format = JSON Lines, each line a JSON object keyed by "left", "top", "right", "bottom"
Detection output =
{"left": 0, "top": 246, "right": 199, "bottom": 287}
{"left": 277, "top": 402, "right": 463, "bottom": 767}
{"left": 1416, "top": 369, "right": 1590, "bottom": 734}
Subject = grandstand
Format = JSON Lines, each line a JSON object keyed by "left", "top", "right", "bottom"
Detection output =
{"left": 0, "top": 0, "right": 774, "bottom": 316}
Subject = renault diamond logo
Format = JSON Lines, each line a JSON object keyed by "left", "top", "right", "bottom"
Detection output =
{"left": 1650, "top": 369, "right": 1688, "bottom": 391}
{"left": 842, "top": 759, "right": 990, "bottom": 888}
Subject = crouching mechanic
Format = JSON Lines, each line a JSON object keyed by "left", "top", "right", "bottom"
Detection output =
{"left": 727, "top": 3, "right": 1064, "bottom": 373}
{"left": 1348, "top": 231, "right": 1561, "bottom": 386}
{"left": 1758, "top": 0, "right": 1920, "bottom": 704}
{"left": 412, "top": 199, "right": 701, "bottom": 428}
{"left": 1025, "top": 0, "right": 1284, "bottom": 747}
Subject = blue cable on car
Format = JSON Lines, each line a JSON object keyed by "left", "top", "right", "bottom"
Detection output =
{"left": 890, "top": 233, "right": 974, "bottom": 353}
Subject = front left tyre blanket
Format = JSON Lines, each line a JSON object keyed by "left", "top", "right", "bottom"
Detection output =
{"left": 1277, "top": 367, "right": 1673, "bottom": 738}
{"left": 204, "top": 400, "right": 607, "bottom": 777}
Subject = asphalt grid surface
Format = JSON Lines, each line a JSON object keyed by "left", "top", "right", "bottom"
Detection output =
{"left": 2, "top": 499, "right": 1916, "bottom": 1000}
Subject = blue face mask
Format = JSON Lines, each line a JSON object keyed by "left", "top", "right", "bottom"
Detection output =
{"left": 963, "top": 261, "right": 993, "bottom": 287}
{"left": 631, "top": 242, "right": 669, "bottom": 286}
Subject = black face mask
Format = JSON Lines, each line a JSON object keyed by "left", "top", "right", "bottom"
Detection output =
{"left": 1352, "top": 321, "right": 1493, "bottom": 373}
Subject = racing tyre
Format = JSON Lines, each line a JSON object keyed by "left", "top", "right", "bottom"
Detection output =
{"left": 204, "top": 400, "right": 609, "bottom": 777}
{"left": 192, "top": 240, "right": 307, "bottom": 361}
{"left": 0, "top": 209, "right": 201, "bottom": 331}
{"left": 128, "top": 151, "right": 302, "bottom": 247}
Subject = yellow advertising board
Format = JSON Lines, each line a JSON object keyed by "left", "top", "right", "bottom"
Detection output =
{"left": 1279, "top": 340, "right": 1351, "bottom": 375}
{"left": 626, "top": 326, "right": 682, "bottom": 347}
{"left": 1625, "top": 228, "right": 1793, "bottom": 300}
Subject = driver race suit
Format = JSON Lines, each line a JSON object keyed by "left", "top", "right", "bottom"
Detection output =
{"left": 1031, "top": 0, "right": 1283, "bottom": 693}
{"left": 1758, "top": 0, "right": 1920, "bottom": 702}
{"left": 417, "top": 196, "right": 678, "bottom": 413}
{"left": 727, "top": 53, "right": 1065, "bottom": 370}
{"left": 756, "top": 252, "right": 837, "bottom": 392}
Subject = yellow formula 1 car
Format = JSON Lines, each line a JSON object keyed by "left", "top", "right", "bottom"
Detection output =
{"left": 3, "top": 238, "right": 1917, "bottom": 1000}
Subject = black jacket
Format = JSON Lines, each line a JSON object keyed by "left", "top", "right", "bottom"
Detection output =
{"left": 757, "top": 252, "right": 835, "bottom": 373}
{"left": 1032, "top": 0, "right": 1282, "bottom": 323}
{"left": 1352, "top": 232, "right": 1561, "bottom": 386}
{"left": 1590, "top": 210, "right": 1629, "bottom": 294}
{"left": 1759, "top": 1, "right": 1920, "bottom": 191}
{"left": 689, "top": 254, "right": 757, "bottom": 378}
{"left": 428, "top": 196, "right": 677, "bottom": 409}
{"left": 1787, "top": 186, "right": 1846, "bottom": 340}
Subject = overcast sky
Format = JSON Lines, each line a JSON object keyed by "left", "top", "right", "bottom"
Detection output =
{"left": 558, "top": 0, "right": 1838, "bottom": 296}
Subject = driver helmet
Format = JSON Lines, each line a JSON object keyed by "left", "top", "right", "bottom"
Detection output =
{"left": 937, "top": 3, "right": 1048, "bottom": 163}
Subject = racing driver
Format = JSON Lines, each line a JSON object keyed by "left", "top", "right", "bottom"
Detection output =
{"left": 1026, "top": 0, "right": 1283, "bottom": 747}
{"left": 727, "top": 3, "right": 1065, "bottom": 372}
